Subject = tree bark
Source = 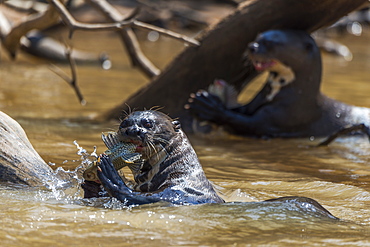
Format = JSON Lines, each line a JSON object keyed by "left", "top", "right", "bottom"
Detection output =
{"left": 103, "top": 0, "right": 367, "bottom": 127}
{"left": 0, "top": 112, "right": 55, "bottom": 186}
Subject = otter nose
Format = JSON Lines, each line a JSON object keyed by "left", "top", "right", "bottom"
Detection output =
{"left": 125, "top": 126, "right": 145, "bottom": 139}
{"left": 248, "top": 42, "right": 259, "bottom": 54}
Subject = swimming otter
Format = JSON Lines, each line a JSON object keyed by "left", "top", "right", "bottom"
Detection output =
{"left": 95, "top": 110, "right": 225, "bottom": 206}
{"left": 187, "top": 29, "right": 370, "bottom": 138}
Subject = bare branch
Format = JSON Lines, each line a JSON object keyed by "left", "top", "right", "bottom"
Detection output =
{"left": 123, "top": 7, "right": 141, "bottom": 21}
{"left": 48, "top": 0, "right": 200, "bottom": 46}
{"left": 85, "top": 0, "right": 160, "bottom": 78}
{"left": 132, "top": 20, "right": 200, "bottom": 46}
{"left": 2, "top": 1, "right": 62, "bottom": 58}
{"left": 48, "top": 0, "right": 199, "bottom": 77}
{"left": 50, "top": 45, "right": 86, "bottom": 105}
{"left": 3, "top": 0, "right": 199, "bottom": 76}
{"left": 49, "top": 0, "right": 127, "bottom": 38}
{"left": 317, "top": 124, "right": 370, "bottom": 146}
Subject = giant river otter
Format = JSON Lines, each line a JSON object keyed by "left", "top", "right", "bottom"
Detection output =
{"left": 187, "top": 29, "right": 370, "bottom": 138}
{"left": 92, "top": 110, "right": 225, "bottom": 205}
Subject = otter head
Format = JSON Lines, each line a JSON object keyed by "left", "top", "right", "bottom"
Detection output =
{"left": 248, "top": 29, "right": 319, "bottom": 72}
{"left": 247, "top": 29, "right": 322, "bottom": 101}
{"left": 117, "top": 110, "right": 181, "bottom": 160}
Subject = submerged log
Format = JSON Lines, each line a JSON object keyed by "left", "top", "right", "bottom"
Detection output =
{"left": 103, "top": 0, "right": 368, "bottom": 127}
{"left": 0, "top": 111, "right": 56, "bottom": 186}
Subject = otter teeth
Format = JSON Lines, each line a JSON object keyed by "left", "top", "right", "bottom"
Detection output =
{"left": 253, "top": 60, "right": 276, "bottom": 71}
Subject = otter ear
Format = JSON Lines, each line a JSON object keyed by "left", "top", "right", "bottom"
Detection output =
{"left": 172, "top": 120, "right": 181, "bottom": 131}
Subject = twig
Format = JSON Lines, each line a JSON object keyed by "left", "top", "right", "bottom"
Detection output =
{"left": 123, "top": 6, "right": 141, "bottom": 21}
{"left": 317, "top": 124, "right": 370, "bottom": 146}
{"left": 132, "top": 20, "right": 200, "bottom": 46}
{"left": 50, "top": 45, "right": 86, "bottom": 105}
{"left": 84, "top": 0, "right": 160, "bottom": 78}
{"left": 4, "top": 0, "right": 199, "bottom": 77}
{"left": 48, "top": 0, "right": 199, "bottom": 78}
{"left": 49, "top": 0, "right": 200, "bottom": 46}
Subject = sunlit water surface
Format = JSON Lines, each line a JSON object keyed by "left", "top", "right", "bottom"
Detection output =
{"left": 1, "top": 28, "right": 370, "bottom": 246}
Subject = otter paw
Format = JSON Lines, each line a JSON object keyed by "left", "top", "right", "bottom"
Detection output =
{"left": 185, "top": 90, "right": 226, "bottom": 121}
{"left": 97, "top": 154, "right": 131, "bottom": 195}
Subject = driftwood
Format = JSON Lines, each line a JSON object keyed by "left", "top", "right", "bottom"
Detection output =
{"left": 0, "top": 0, "right": 199, "bottom": 78}
{"left": 103, "top": 0, "right": 368, "bottom": 127}
{"left": 0, "top": 4, "right": 106, "bottom": 65}
{"left": 0, "top": 111, "right": 55, "bottom": 186}
{"left": 1, "top": 1, "right": 61, "bottom": 58}
{"left": 0, "top": 111, "right": 76, "bottom": 187}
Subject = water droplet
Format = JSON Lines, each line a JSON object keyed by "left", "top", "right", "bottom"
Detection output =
{"left": 147, "top": 31, "right": 159, "bottom": 42}
{"left": 347, "top": 22, "right": 362, "bottom": 36}
{"left": 309, "top": 136, "right": 315, "bottom": 141}
{"left": 169, "top": 215, "right": 176, "bottom": 219}
{"left": 336, "top": 112, "right": 341, "bottom": 118}
{"left": 102, "top": 60, "right": 112, "bottom": 70}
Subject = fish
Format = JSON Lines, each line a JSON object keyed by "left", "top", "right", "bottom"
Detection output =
{"left": 83, "top": 132, "right": 143, "bottom": 181}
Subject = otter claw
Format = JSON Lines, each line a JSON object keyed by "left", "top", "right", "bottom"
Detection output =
{"left": 97, "top": 154, "right": 128, "bottom": 192}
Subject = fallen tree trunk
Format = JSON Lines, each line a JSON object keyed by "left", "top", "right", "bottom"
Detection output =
{"left": 103, "top": 0, "right": 367, "bottom": 129}
{"left": 0, "top": 111, "right": 55, "bottom": 186}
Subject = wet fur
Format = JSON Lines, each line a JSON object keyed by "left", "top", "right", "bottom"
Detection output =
{"left": 97, "top": 110, "right": 224, "bottom": 206}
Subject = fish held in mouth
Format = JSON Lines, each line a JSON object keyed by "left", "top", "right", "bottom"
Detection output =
{"left": 82, "top": 132, "right": 143, "bottom": 182}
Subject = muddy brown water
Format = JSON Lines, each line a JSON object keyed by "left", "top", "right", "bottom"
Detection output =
{"left": 1, "top": 29, "right": 370, "bottom": 246}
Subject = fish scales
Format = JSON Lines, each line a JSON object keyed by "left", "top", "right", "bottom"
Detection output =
{"left": 82, "top": 132, "right": 143, "bottom": 181}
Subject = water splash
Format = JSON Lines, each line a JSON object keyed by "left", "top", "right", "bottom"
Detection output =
{"left": 32, "top": 141, "right": 138, "bottom": 209}
{"left": 36, "top": 141, "right": 101, "bottom": 204}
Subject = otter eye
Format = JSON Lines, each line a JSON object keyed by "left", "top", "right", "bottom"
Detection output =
{"left": 141, "top": 119, "right": 153, "bottom": 129}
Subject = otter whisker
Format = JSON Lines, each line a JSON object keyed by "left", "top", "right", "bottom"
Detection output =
{"left": 119, "top": 105, "right": 137, "bottom": 122}
{"left": 144, "top": 140, "right": 155, "bottom": 158}
{"left": 149, "top": 141, "right": 158, "bottom": 157}
{"left": 147, "top": 140, "right": 162, "bottom": 164}
{"left": 149, "top": 106, "right": 164, "bottom": 112}
{"left": 152, "top": 134, "right": 170, "bottom": 144}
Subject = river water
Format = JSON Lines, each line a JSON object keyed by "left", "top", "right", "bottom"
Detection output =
{"left": 1, "top": 27, "right": 370, "bottom": 246}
